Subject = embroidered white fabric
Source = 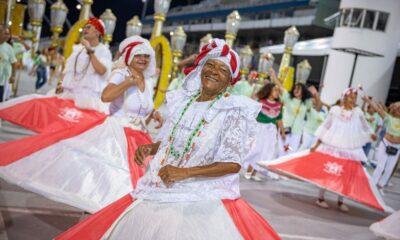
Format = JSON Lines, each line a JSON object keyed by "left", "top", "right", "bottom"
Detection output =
{"left": 108, "top": 68, "right": 154, "bottom": 118}
{"left": 133, "top": 90, "right": 261, "bottom": 202}
{"left": 244, "top": 123, "right": 278, "bottom": 172}
{"left": 0, "top": 117, "right": 134, "bottom": 213}
{"left": 61, "top": 43, "right": 112, "bottom": 110}
{"left": 370, "top": 210, "right": 400, "bottom": 240}
{"left": 102, "top": 199, "right": 242, "bottom": 240}
{"left": 315, "top": 106, "right": 373, "bottom": 149}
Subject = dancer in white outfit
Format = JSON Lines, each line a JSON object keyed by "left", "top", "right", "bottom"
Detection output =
{"left": 56, "top": 39, "right": 280, "bottom": 240}
{"left": 57, "top": 17, "right": 112, "bottom": 113}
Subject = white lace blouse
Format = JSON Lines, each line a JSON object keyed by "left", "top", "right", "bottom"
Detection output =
{"left": 133, "top": 90, "right": 261, "bottom": 202}
{"left": 62, "top": 43, "right": 112, "bottom": 96}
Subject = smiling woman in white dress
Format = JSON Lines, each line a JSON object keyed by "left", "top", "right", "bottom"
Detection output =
{"left": 56, "top": 39, "right": 280, "bottom": 240}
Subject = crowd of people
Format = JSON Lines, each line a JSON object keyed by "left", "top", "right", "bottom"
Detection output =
{"left": 0, "top": 16, "right": 399, "bottom": 239}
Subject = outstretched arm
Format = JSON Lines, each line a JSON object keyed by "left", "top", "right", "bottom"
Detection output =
{"left": 362, "top": 96, "right": 386, "bottom": 119}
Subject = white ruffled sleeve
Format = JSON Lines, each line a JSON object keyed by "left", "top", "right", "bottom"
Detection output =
{"left": 315, "top": 107, "right": 336, "bottom": 138}
{"left": 212, "top": 96, "right": 261, "bottom": 166}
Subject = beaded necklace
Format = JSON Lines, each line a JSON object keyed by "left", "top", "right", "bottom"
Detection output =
{"left": 164, "top": 91, "right": 224, "bottom": 167}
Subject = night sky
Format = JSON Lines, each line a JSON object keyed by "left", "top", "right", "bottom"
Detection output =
{"left": 19, "top": 0, "right": 200, "bottom": 43}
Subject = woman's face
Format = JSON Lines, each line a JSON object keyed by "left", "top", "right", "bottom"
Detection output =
{"left": 270, "top": 85, "right": 280, "bottom": 100}
{"left": 200, "top": 59, "right": 231, "bottom": 96}
{"left": 293, "top": 84, "right": 302, "bottom": 98}
{"left": 342, "top": 93, "right": 356, "bottom": 109}
{"left": 129, "top": 54, "right": 150, "bottom": 72}
{"left": 389, "top": 102, "right": 400, "bottom": 117}
{"left": 83, "top": 24, "right": 99, "bottom": 40}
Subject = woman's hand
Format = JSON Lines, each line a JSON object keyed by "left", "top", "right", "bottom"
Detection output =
{"left": 158, "top": 165, "right": 189, "bottom": 187}
{"left": 279, "top": 128, "right": 286, "bottom": 141}
{"left": 152, "top": 111, "right": 163, "bottom": 129}
{"left": 134, "top": 144, "right": 152, "bottom": 167}
{"left": 371, "top": 134, "right": 377, "bottom": 141}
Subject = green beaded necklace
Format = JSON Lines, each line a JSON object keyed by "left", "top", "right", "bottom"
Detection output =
{"left": 166, "top": 91, "right": 224, "bottom": 167}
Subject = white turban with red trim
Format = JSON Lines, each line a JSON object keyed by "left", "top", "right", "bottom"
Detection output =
{"left": 114, "top": 35, "right": 156, "bottom": 79}
{"left": 183, "top": 38, "right": 240, "bottom": 93}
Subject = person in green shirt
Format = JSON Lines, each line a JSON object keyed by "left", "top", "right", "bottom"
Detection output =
{"left": 0, "top": 25, "right": 17, "bottom": 102}
{"left": 269, "top": 67, "right": 321, "bottom": 155}
{"left": 244, "top": 82, "right": 284, "bottom": 181}
{"left": 299, "top": 98, "right": 328, "bottom": 150}
{"left": 364, "top": 97, "right": 400, "bottom": 188}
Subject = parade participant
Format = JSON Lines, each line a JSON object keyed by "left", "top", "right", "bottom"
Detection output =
{"left": 364, "top": 97, "right": 400, "bottom": 188}
{"left": 299, "top": 96, "right": 327, "bottom": 150}
{"left": 361, "top": 97, "right": 381, "bottom": 157}
{"left": 56, "top": 39, "right": 280, "bottom": 240}
{"left": 56, "top": 17, "right": 112, "bottom": 113}
{"left": 7, "top": 35, "right": 30, "bottom": 96}
{"left": 244, "top": 82, "right": 284, "bottom": 181}
{"left": 102, "top": 35, "right": 163, "bottom": 131}
{"left": 258, "top": 87, "right": 392, "bottom": 213}
{"left": 0, "top": 36, "right": 161, "bottom": 213}
{"left": 0, "top": 25, "right": 17, "bottom": 102}
{"left": 30, "top": 49, "right": 48, "bottom": 93}
{"left": 270, "top": 67, "right": 320, "bottom": 154}
{"left": 312, "top": 88, "right": 376, "bottom": 211}
{"left": 47, "top": 46, "right": 64, "bottom": 86}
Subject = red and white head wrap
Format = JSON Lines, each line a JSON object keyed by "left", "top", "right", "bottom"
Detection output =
{"left": 183, "top": 39, "right": 240, "bottom": 93}
{"left": 86, "top": 17, "right": 106, "bottom": 36}
{"left": 114, "top": 35, "right": 156, "bottom": 78}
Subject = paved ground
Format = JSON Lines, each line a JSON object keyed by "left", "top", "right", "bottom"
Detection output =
{"left": 0, "top": 70, "right": 399, "bottom": 240}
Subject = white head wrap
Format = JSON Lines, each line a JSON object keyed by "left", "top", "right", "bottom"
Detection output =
{"left": 182, "top": 38, "right": 240, "bottom": 94}
{"left": 114, "top": 35, "right": 156, "bottom": 79}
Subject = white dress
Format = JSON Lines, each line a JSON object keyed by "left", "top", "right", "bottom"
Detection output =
{"left": 315, "top": 105, "right": 373, "bottom": 161}
{"left": 61, "top": 43, "right": 112, "bottom": 113}
{"left": 0, "top": 68, "right": 155, "bottom": 213}
{"left": 94, "top": 90, "right": 276, "bottom": 239}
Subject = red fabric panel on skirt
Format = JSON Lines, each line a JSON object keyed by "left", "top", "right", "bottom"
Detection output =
{"left": 55, "top": 194, "right": 134, "bottom": 240}
{"left": 123, "top": 127, "right": 153, "bottom": 188}
{"left": 0, "top": 97, "right": 106, "bottom": 133}
{"left": 222, "top": 198, "right": 281, "bottom": 240}
{"left": 268, "top": 151, "right": 385, "bottom": 211}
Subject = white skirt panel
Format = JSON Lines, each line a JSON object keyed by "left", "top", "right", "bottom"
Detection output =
{"left": 102, "top": 199, "right": 243, "bottom": 240}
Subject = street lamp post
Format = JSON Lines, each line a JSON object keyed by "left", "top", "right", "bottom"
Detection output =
{"left": 170, "top": 26, "right": 187, "bottom": 80}
{"left": 78, "top": 0, "right": 92, "bottom": 21}
{"left": 50, "top": 0, "right": 68, "bottom": 47}
{"left": 239, "top": 45, "right": 253, "bottom": 81}
{"left": 126, "top": 15, "right": 142, "bottom": 37}
{"left": 100, "top": 8, "right": 117, "bottom": 46}
{"left": 295, "top": 59, "right": 312, "bottom": 84}
{"left": 278, "top": 26, "right": 300, "bottom": 82}
{"left": 258, "top": 51, "right": 275, "bottom": 83}
{"left": 225, "top": 10, "right": 241, "bottom": 48}
{"left": 151, "top": 0, "right": 171, "bottom": 39}
{"left": 27, "top": 0, "right": 46, "bottom": 55}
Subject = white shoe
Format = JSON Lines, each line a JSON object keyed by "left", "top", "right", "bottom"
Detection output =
{"left": 251, "top": 174, "right": 262, "bottom": 182}
{"left": 316, "top": 199, "right": 329, "bottom": 209}
{"left": 244, "top": 172, "right": 252, "bottom": 180}
{"left": 338, "top": 203, "right": 349, "bottom": 213}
